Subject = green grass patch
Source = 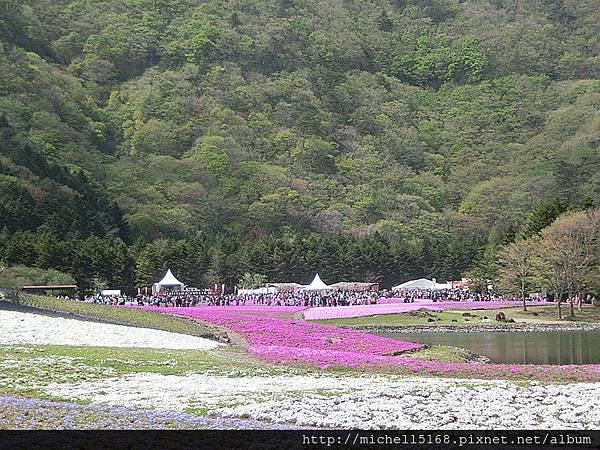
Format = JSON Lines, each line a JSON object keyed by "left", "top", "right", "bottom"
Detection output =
{"left": 506, "top": 305, "right": 600, "bottom": 323}
{"left": 0, "top": 343, "right": 300, "bottom": 401}
{"left": 513, "top": 380, "right": 532, "bottom": 388}
{"left": 404, "top": 345, "right": 472, "bottom": 363}
{"left": 0, "top": 345, "right": 288, "bottom": 380}
{"left": 183, "top": 407, "right": 211, "bottom": 416}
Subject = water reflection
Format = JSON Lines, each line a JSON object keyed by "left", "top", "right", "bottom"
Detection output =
{"left": 378, "top": 331, "right": 600, "bottom": 365}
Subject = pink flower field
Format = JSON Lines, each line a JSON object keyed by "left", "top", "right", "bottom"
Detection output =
{"left": 140, "top": 305, "right": 424, "bottom": 356}
{"left": 303, "top": 300, "right": 555, "bottom": 320}
{"left": 138, "top": 305, "right": 600, "bottom": 382}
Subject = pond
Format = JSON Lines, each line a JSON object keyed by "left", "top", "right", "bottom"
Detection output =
{"left": 378, "top": 330, "right": 600, "bottom": 365}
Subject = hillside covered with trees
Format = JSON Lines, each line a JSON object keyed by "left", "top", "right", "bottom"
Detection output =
{"left": 1, "top": 0, "right": 599, "bottom": 293}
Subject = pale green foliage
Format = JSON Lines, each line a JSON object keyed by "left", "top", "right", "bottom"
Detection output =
{"left": 1, "top": 0, "right": 600, "bottom": 293}
{"left": 237, "top": 272, "right": 267, "bottom": 289}
{"left": 500, "top": 208, "right": 600, "bottom": 318}
{"left": 0, "top": 265, "right": 75, "bottom": 289}
{"left": 192, "top": 136, "right": 230, "bottom": 177}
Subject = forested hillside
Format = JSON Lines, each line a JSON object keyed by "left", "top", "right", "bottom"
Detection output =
{"left": 1, "top": 0, "right": 599, "bottom": 293}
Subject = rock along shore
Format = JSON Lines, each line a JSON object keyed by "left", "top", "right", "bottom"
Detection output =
{"left": 353, "top": 322, "right": 600, "bottom": 334}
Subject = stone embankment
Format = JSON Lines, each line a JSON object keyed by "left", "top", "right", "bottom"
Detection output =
{"left": 354, "top": 323, "right": 600, "bottom": 334}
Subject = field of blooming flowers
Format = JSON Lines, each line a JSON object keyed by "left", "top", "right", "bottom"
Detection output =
{"left": 0, "top": 309, "right": 221, "bottom": 350}
{"left": 0, "top": 395, "right": 301, "bottom": 430}
{"left": 303, "top": 300, "right": 555, "bottom": 320}
{"left": 140, "top": 306, "right": 424, "bottom": 357}
{"left": 44, "top": 371, "right": 600, "bottom": 429}
{"left": 3, "top": 301, "right": 600, "bottom": 430}
{"left": 140, "top": 305, "right": 600, "bottom": 382}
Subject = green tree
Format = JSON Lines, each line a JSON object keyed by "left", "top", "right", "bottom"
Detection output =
{"left": 237, "top": 272, "right": 267, "bottom": 289}
{"left": 192, "top": 136, "right": 230, "bottom": 177}
{"left": 497, "top": 238, "right": 539, "bottom": 311}
{"left": 518, "top": 198, "right": 569, "bottom": 239}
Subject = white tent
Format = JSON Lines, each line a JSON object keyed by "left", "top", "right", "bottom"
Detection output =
{"left": 152, "top": 269, "right": 185, "bottom": 293}
{"left": 101, "top": 289, "right": 121, "bottom": 297}
{"left": 300, "top": 273, "right": 336, "bottom": 291}
{"left": 392, "top": 278, "right": 449, "bottom": 291}
{"left": 237, "top": 286, "right": 277, "bottom": 295}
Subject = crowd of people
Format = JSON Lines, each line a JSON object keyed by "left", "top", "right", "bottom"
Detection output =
{"left": 403, "top": 289, "right": 499, "bottom": 303}
{"left": 90, "top": 289, "right": 386, "bottom": 308}
{"left": 68, "top": 287, "right": 598, "bottom": 308}
{"left": 85, "top": 287, "right": 509, "bottom": 308}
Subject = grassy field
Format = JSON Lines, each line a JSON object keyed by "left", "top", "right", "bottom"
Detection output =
{"left": 508, "top": 305, "right": 600, "bottom": 323}
{"left": 1, "top": 294, "right": 225, "bottom": 340}
{"left": 0, "top": 342, "right": 474, "bottom": 404}
{"left": 312, "top": 305, "right": 600, "bottom": 327}
{"left": 403, "top": 345, "right": 474, "bottom": 363}
{"left": 0, "top": 344, "right": 299, "bottom": 401}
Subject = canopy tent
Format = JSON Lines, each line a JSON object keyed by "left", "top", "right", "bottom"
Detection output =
{"left": 300, "top": 273, "right": 336, "bottom": 292}
{"left": 331, "top": 281, "right": 378, "bottom": 292}
{"left": 152, "top": 269, "right": 185, "bottom": 293}
{"left": 392, "top": 278, "right": 450, "bottom": 291}
{"left": 101, "top": 289, "right": 121, "bottom": 297}
{"left": 266, "top": 282, "right": 304, "bottom": 292}
{"left": 237, "top": 287, "right": 277, "bottom": 295}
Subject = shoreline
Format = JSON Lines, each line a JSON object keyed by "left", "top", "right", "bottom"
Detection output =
{"left": 352, "top": 322, "right": 600, "bottom": 334}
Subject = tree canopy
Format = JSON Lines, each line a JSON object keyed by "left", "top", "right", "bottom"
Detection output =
{"left": 1, "top": 0, "right": 599, "bottom": 293}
